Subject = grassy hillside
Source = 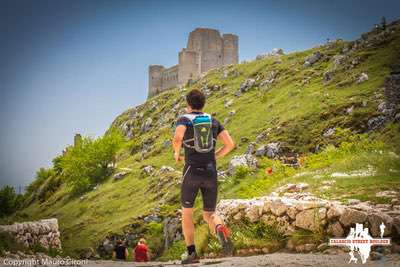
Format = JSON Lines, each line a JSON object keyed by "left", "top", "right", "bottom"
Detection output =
{"left": 4, "top": 20, "right": 400, "bottom": 259}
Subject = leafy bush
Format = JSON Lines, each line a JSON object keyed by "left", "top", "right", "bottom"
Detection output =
{"left": 0, "top": 186, "right": 24, "bottom": 217}
{"left": 143, "top": 222, "right": 164, "bottom": 259}
{"left": 59, "top": 130, "right": 124, "bottom": 195}
{"left": 232, "top": 166, "right": 251, "bottom": 184}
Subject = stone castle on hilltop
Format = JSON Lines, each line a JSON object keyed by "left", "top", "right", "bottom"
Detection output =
{"left": 148, "top": 28, "right": 239, "bottom": 98}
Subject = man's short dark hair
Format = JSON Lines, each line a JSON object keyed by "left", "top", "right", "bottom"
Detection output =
{"left": 186, "top": 89, "right": 205, "bottom": 110}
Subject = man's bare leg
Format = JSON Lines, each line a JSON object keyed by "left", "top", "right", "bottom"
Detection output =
{"left": 203, "top": 211, "right": 223, "bottom": 235}
{"left": 182, "top": 207, "right": 195, "bottom": 246}
{"left": 203, "top": 211, "right": 234, "bottom": 256}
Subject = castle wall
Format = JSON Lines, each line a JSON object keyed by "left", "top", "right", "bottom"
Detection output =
{"left": 178, "top": 49, "right": 199, "bottom": 85}
{"left": 161, "top": 65, "right": 179, "bottom": 90}
{"left": 223, "top": 34, "right": 239, "bottom": 65}
{"left": 148, "top": 65, "right": 164, "bottom": 98}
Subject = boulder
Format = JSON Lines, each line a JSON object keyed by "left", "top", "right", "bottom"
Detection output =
{"left": 267, "top": 201, "right": 288, "bottom": 216}
{"left": 255, "top": 145, "right": 267, "bottom": 157}
{"left": 228, "top": 154, "right": 258, "bottom": 175}
{"left": 271, "top": 48, "right": 284, "bottom": 55}
{"left": 327, "top": 221, "right": 345, "bottom": 237}
{"left": 142, "top": 165, "right": 155, "bottom": 176}
{"left": 304, "top": 51, "right": 322, "bottom": 66}
{"left": 245, "top": 205, "right": 263, "bottom": 222}
{"left": 239, "top": 78, "right": 256, "bottom": 92}
{"left": 224, "top": 99, "right": 233, "bottom": 108}
{"left": 327, "top": 205, "right": 345, "bottom": 220}
{"left": 141, "top": 117, "right": 153, "bottom": 133}
{"left": 287, "top": 206, "right": 298, "bottom": 220}
{"left": 332, "top": 55, "right": 347, "bottom": 70}
{"left": 367, "top": 116, "right": 386, "bottom": 131}
{"left": 160, "top": 166, "right": 175, "bottom": 173}
{"left": 339, "top": 208, "right": 367, "bottom": 227}
{"left": 295, "top": 208, "right": 326, "bottom": 231}
{"left": 113, "top": 171, "right": 130, "bottom": 181}
{"left": 264, "top": 142, "right": 281, "bottom": 158}
{"left": 367, "top": 213, "right": 393, "bottom": 237}
{"left": 356, "top": 72, "right": 369, "bottom": 83}
{"left": 323, "top": 70, "right": 334, "bottom": 82}
{"left": 246, "top": 142, "right": 256, "bottom": 155}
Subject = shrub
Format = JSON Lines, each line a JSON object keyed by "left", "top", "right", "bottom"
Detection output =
{"left": 59, "top": 129, "right": 124, "bottom": 195}
{"left": 0, "top": 186, "right": 23, "bottom": 217}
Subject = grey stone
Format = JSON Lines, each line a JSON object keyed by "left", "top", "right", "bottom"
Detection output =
{"left": 304, "top": 51, "right": 322, "bottom": 66}
{"left": 228, "top": 154, "right": 258, "bottom": 175}
{"left": 246, "top": 142, "right": 256, "bottom": 155}
{"left": 141, "top": 117, "right": 153, "bottom": 133}
{"left": 239, "top": 78, "right": 256, "bottom": 92}
{"left": 113, "top": 171, "right": 130, "bottom": 181}
{"left": 356, "top": 72, "right": 369, "bottom": 83}
{"left": 367, "top": 116, "right": 386, "bottom": 130}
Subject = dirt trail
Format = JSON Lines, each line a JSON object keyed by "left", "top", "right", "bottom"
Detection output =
{"left": 82, "top": 253, "right": 400, "bottom": 267}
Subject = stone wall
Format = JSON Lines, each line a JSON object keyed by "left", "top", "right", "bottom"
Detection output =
{"left": 216, "top": 192, "right": 400, "bottom": 245}
{"left": 0, "top": 218, "right": 62, "bottom": 250}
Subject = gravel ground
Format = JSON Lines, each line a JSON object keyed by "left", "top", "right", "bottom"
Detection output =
{"left": 3, "top": 252, "right": 398, "bottom": 267}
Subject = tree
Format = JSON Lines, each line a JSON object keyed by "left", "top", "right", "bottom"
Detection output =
{"left": 0, "top": 186, "right": 21, "bottom": 217}
{"left": 60, "top": 129, "right": 124, "bottom": 195}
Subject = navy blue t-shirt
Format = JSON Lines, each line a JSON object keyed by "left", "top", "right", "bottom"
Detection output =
{"left": 176, "top": 112, "right": 224, "bottom": 165}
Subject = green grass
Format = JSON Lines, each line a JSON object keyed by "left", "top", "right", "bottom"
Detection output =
{"left": 6, "top": 22, "right": 400, "bottom": 259}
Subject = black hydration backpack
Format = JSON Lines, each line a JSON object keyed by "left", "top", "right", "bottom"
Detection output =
{"left": 181, "top": 113, "right": 215, "bottom": 153}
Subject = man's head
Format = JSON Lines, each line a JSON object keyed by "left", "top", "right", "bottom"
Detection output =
{"left": 139, "top": 238, "right": 146, "bottom": 244}
{"left": 186, "top": 89, "right": 205, "bottom": 111}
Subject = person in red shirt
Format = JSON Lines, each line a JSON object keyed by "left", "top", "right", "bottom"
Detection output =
{"left": 133, "top": 238, "right": 150, "bottom": 262}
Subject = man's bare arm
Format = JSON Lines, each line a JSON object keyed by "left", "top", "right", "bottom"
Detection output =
{"left": 173, "top": 125, "right": 186, "bottom": 162}
{"left": 215, "top": 130, "right": 235, "bottom": 159}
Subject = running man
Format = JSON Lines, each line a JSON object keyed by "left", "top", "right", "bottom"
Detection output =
{"left": 173, "top": 89, "right": 235, "bottom": 264}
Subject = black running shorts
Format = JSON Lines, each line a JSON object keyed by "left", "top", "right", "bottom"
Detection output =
{"left": 181, "top": 163, "right": 218, "bottom": 211}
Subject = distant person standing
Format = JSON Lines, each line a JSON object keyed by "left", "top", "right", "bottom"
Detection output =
{"left": 134, "top": 238, "right": 150, "bottom": 262}
{"left": 112, "top": 240, "right": 128, "bottom": 261}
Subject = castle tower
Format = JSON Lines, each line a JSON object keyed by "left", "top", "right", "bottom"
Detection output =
{"left": 148, "top": 65, "right": 164, "bottom": 98}
{"left": 187, "top": 28, "right": 224, "bottom": 73}
{"left": 222, "top": 34, "right": 239, "bottom": 65}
